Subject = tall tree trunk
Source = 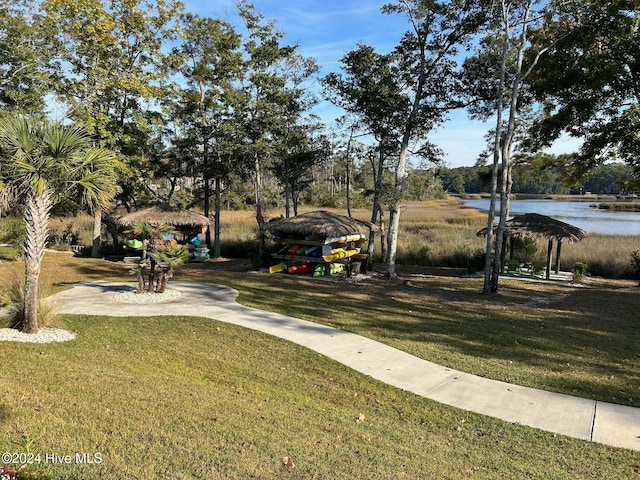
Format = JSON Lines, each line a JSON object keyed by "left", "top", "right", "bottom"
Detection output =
{"left": 293, "top": 189, "right": 300, "bottom": 216}
{"left": 91, "top": 212, "right": 101, "bottom": 258}
{"left": 213, "top": 176, "right": 221, "bottom": 258}
{"left": 253, "top": 153, "right": 266, "bottom": 266}
{"left": 483, "top": 4, "right": 511, "bottom": 294}
{"left": 378, "top": 207, "right": 386, "bottom": 266}
{"left": 203, "top": 136, "right": 211, "bottom": 251}
{"left": 345, "top": 127, "right": 354, "bottom": 218}
{"left": 488, "top": 0, "right": 532, "bottom": 293}
{"left": 284, "top": 162, "right": 291, "bottom": 218}
{"left": 489, "top": 162, "right": 512, "bottom": 292}
{"left": 387, "top": 131, "right": 411, "bottom": 279}
{"left": 22, "top": 192, "right": 52, "bottom": 334}
{"left": 387, "top": 56, "right": 426, "bottom": 279}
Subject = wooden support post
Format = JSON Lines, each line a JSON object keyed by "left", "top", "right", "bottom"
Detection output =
{"left": 546, "top": 239, "right": 553, "bottom": 280}
{"left": 555, "top": 240, "right": 562, "bottom": 274}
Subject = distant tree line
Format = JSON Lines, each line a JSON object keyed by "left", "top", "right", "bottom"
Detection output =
{"left": 440, "top": 158, "right": 639, "bottom": 196}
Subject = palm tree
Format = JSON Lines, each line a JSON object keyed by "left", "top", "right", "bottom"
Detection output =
{"left": 125, "top": 221, "right": 179, "bottom": 293}
{"left": 0, "top": 116, "right": 120, "bottom": 333}
{"left": 151, "top": 243, "right": 189, "bottom": 293}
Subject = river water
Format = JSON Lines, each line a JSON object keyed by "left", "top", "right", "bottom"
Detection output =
{"left": 462, "top": 198, "right": 640, "bottom": 235}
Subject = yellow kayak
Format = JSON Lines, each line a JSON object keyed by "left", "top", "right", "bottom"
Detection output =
{"left": 322, "top": 248, "right": 360, "bottom": 262}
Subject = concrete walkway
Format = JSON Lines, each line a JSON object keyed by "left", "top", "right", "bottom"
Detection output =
{"left": 52, "top": 281, "right": 640, "bottom": 452}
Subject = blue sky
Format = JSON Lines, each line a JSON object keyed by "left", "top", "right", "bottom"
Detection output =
{"left": 185, "top": 0, "right": 580, "bottom": 168}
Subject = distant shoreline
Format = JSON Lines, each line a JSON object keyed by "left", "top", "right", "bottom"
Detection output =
{"left": 459, "top": 193, "right": 638, "bottom": 204}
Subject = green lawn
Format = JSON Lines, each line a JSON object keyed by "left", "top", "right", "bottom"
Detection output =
{"left": 0, "top": 254, "right": 638, "bottom": 479}
{"left": 180, "top": 261, "right": 640, "bottom": 409}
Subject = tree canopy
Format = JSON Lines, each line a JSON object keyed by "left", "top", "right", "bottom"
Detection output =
{"left": 528, "top": 0, "right": 640, "bottom": 177}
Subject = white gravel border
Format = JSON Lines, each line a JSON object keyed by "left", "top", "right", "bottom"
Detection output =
{"left": 113, "top": 289, "right": 182, "bottom": 304}
{"left": 0, "top": 287, "right": 182, "bottom": 343}
{"left": 0, "top": 327, "right": 76, "bottom": 343}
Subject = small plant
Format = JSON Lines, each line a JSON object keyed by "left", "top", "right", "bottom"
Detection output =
{"left": 12, "top": 432, "right": 39, "bottom": 454}
{"left": 512, "top": 237, "right": 537, "bottom": 263}
{"left": 0, "top": 432, "right": 53, "bottom": 479}
{"left": 0, "top": 278, "right": 59, "bottom": 330}
{"left": 150, "top": 243, "right": 189, "bottom": 293}
{"left": 126, "top": 222, "right": 189, "bottom": 293}
{"left": 128, "top": 263, "right": 147, "bottom": 293}
{"left": 631, "top": 250, "right": 640, "bottom": 286}
{"left": 572, "top": 262, "right": 587, "bottom": 283}
{"left": 125, "top": 221, "right": 178, "bottom": 293}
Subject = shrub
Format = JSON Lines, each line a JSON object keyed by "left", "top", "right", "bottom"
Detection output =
{"left": 0, "top": 217, "right": 26, "bottom": 246}
{"left": 0, "top": 278, "right": 59, "bottom": 330}
{"left": 630, "top": 250, "right": 640, "bottom": 285}
{"left": 512, "top": 237, "right": 537, "bottom": 263}
{"left": 467, "top": 249, "right": 485, "bottom": 273}
{"left": 572, "top": 262, "right": 587, "bottom": 283}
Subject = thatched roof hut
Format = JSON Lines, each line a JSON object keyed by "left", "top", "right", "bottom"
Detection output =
{"left": 266, "top": 210, "right": 378, "bottom": 239}
{"left": 117, "top": 204, "right": 209, "bottom": 227}
{"left": 477, "top": 213, "right": 587, "bottom": 279}
{"left": 502, "top": 213, "right": 586, "bottom": 243}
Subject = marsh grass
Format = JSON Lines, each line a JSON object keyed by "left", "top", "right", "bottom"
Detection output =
{"left": 7, "top": 198, "right": 638, "bottom": 278}
{"left": 598, "top": 202, "right": 640, "bottom": 211}
{"left": 557, "top": 233, "right": 640, "bottom": 277}
{"left": 384, "top": 201, "right": 487, "bottom": 268}
{"left": 47, "top": 214, "right": 94, "bottom": 248}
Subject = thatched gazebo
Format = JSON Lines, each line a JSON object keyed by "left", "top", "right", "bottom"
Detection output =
{"left": 117, "top": 203, "right": 210, "bottom": 228}
{"left": 117, "top": 204, "right": 211, "bottom": 261}
{"left": 266, "top": 210, "right": 378, "bottom": 239}
{"left": 478, "top": 213, "right": 587, "bottom": 279}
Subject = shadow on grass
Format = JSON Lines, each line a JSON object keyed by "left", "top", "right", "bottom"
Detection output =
{"left": 0, "top": 403, "right": 11, "bottom": 423}
{"left": 204, "top": 268, "right": 639, "bottom": 407}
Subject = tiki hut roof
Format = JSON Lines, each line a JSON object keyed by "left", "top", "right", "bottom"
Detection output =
{"left": 477, "top": 213, "right": 586, "bottom": 243}
{"left": 266, "top": 210, "right": 379, "bottom": 238}
{"left": 117, "top": 204, "right": 210, "bottom": 227}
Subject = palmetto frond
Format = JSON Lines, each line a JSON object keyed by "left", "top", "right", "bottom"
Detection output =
{"left": 70, "top": 148, "right": 122, "bottom": 214}
{"left": 126, "top": 221, "right": 178, "bottom": 240}
{"left": 41, "top": 122, "right": 91, "bottom": 159}
{"left": 0, "top": 185, "right": 18, "bottom": 214}
{"left": 0, "top": 116, "right": 40, "bottom": 156}
{"left": 151, "top": 243, "right": 190, "bottom": 267}
{"left": 0, "top": 117, "right": 121, "bottom": 206}
{"left": 68, "top": 148, "right": 117, "bottom": 212}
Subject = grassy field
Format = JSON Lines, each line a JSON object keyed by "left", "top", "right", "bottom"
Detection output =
{"left": 0, "top": 250, "right": 639, "bottom": 478}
